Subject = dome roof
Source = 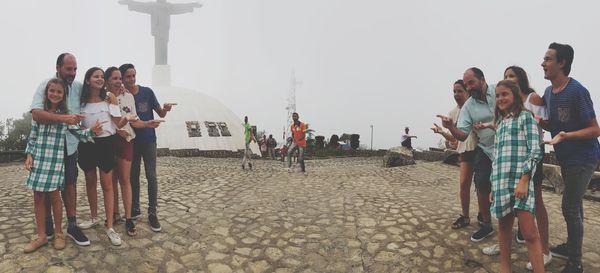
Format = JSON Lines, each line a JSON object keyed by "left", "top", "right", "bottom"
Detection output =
{"left": 153, "top": 86, "right": 259, "bottom": 153}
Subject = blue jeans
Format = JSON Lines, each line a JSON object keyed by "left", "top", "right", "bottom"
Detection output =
{"left": 131, "top": 141, "right": 158, "bottom": 215}
{"left": 287, "top": 142, "right": 305, "bottom": 172}
{"left": 560, "top": 161, "right": 598, "bottom": 263}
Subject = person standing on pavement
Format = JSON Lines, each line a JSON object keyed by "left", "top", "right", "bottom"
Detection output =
{"left": 106, "top": 66, "right": 147, "bottom": 237}
{"left": 439, "top": 67, "right": 496, "bottom": 242}
{"left": 23, "top": 79, "right": 101, "bottom": 253}
{"left": 242, "top": 116, "right": 255, "bottom": 170}
{"left": 287, "top": 112, "right": 307, "bottom": 174}
{"left": 541, "top": 43, "right": 600, "bottom": 273}
{"left": 267, "top": 134, "right": 277, "bottom": 160}
{"left": 431, "top": 79, "right": 478, "bottom": 230}
{"left": 119, "top": 63, "right": 172, "bottom": 233}
{"left": 488, "top": 80, "right": 545, "bottom": 273}
{"left": 260, "top": 135, "right": 268, "bottom": 158}
{"left": 30, "top": 53, "right": 92, "bottom": 247}
{"left": 482, "top": 66, "right": 553, "bottom": 271}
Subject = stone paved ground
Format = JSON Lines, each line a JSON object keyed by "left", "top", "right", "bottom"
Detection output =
{"left": 0, "top": 157, "right": 599, "bottom": 273}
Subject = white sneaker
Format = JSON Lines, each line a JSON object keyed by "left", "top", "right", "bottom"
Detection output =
{"left": 526, "top": 253, "right": 552, "bottom": 270}
{"left": 287, "top": 168, "right": 292, "bottom": 173}
{"left": 482, "top": 244, "right": 500, "bottom": 255}
{"left": 106, "top": 228, "right": 122, "bottom": 246}
{"left": 78, "top": 218, "right": 99, "bottom": 229}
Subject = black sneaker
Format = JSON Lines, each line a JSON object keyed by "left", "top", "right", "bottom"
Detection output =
{"left": 248, "top": 163, "right": 252, "bottom": 170}
{"left": 560, "top": 261, "right": 583, "bottom": 273}
{"left": 67, "top": 225, "right": 91, "bottom": 246}
{"left": 45, "top": 219, "right": 54, "bottom": 240}
{"left": 471, "top": 224, "right": 494, "bottom": 242}
{"left": 516, "top": 228, "right": 525, "bottom": 244}
{"left": 148, "top": 214, "right": 162, "bottom": 232}
{"left": 550, "top": 243, "right": 569, "bottom": 260}
{"left": 242, "top": 164, "right": 245, "bottom": 170}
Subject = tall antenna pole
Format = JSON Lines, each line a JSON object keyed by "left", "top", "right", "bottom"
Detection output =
{"left": 284, "top": 70, "right": 301, "bottom": 143}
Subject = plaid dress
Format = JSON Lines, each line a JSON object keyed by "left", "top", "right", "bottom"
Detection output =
{"left": 25, "top": 122, "right": 93, "bottom": 192}
{"left": 491, "top": 111, "right": 542, "bottom": 218}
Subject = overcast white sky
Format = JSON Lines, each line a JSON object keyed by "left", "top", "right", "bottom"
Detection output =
{"left": 1, "top": 0, "right": 599, "bottom": 149}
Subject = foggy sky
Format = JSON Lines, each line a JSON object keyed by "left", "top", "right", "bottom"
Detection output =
{"left": 2, "top": 0, "right": 599, "bottom": 149}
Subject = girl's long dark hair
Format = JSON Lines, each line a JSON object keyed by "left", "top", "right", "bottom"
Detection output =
{"left": 44, "top": 78, "right": 69, "bottom": 114}
{"left": 505, "top": 66, "right": 535, "bottom": 95}
{"left": 80, "top": 67, "right": 106, "bottom": 107}
{"left": 494, "top": 80, "right": 528, "bottom": 125}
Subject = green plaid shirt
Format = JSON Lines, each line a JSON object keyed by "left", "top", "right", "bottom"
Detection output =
{"left": 491, "top": 111, "right": 542, "bottom": 218}
{"left": 25, "top": 122, "right": 93, "bottom": 192}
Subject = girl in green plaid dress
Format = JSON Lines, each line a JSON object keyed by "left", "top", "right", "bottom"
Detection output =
{"left": 489, "top": 80, "right": 545, "bottom": 273}
{"left": 23, "top": 79, "right": 100, "bottom": 253}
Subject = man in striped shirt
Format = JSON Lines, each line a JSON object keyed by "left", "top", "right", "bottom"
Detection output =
{"left": 541, "top": 42, "right": 600, "bottom": 273}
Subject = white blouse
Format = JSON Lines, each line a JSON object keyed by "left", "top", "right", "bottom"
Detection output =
{"left": 116, "top": 92, "right": 137, "bottom": 142}
{"left": 80, "top": 101, "right": 122, "bottom": 138}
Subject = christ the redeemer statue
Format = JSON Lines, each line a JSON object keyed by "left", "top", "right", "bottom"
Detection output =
{"left": 119, "top": 0, "right": 202, "bottom": 65}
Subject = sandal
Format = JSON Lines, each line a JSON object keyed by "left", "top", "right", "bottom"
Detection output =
{"left": 126, "top": 219, "right": 137, "bottom": 237}
{"left": 451, "top": 215, "right": 470, "bottom": 229}
{"left": 24, "top": 236, "right": 48, "bottom": 253}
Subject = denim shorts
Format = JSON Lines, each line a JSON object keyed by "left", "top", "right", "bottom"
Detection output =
{"left": 459, "top": 150, "right": 476, "bottom": 163}
{"left": 64, "top": 151, "right": 78, "bottom": 184}
{"left": 473, "top": 147, "right": 492, "bottom": 192}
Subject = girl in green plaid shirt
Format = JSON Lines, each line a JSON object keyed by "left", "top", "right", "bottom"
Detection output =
{"left": 23, "top": 79, "right": 100, "bottom": 253}
{"left": 488, "top": 80, "right": 545, "bottom": 273}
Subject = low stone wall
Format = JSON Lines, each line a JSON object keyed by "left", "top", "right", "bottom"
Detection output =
{"left": 157, "top": 148, "right": 245, "bottom": 158}
{"left": 413, "top": 150, "right": 448, "bottom": 162}
{"left": 307, "top": 149, "right": 386, "bottom": 159}
{"left": 0, "top": 151, "right": 25, "bottom": 163}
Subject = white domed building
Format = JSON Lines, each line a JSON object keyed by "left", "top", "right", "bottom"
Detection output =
{"left": 152, "top": 66, "right": 259, "bottom": 155}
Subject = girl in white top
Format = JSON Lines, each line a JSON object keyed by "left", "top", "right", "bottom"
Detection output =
{"left": 78, "top": 67, "right": 133, "bottom": 246}
{"left": 105, "top": 66, "right": 146, "bottom": 236}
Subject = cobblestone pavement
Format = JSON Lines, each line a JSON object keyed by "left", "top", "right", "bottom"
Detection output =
{"left": 1, "top": 157, "right": 599, "bottom": 273}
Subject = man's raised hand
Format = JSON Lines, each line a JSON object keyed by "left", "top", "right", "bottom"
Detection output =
{"left": 436, "top": 115, "right": 454, "bottom": 129}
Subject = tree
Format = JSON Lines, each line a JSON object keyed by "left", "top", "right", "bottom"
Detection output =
{"left": 0, "top": 120, "right": 5, "bottom": 140}
{"left": 0, "top": 113, "right": 32, "bottom": 151}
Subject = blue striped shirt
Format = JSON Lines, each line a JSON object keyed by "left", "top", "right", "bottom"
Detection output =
{"left": 542, "top": 78, "right": 600, "bottom": 166}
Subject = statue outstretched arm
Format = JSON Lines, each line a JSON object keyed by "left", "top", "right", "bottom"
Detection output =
{"left": 119, "top": 0, "right": 153, "bottom": 13}
{"left": 169, "top": 2, "right": 202, "bottom": 14}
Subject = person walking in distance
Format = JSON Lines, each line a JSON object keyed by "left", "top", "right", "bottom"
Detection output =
{"left": 287, "top": 112, "right": 307, "bottom": 174}
{"left": 242, "top": 116, "right": 255, "bottom": 170}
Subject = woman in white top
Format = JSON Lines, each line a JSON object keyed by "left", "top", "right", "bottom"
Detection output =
{"left": 77, "top": 67, "right": 132, "bottom": 246}
{"left": 105, "top": 66, "right": 145, "bottom": 236}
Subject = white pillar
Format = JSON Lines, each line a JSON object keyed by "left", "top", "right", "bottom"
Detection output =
{"left": 152, "top": 65, "right": 171, "bottom": 87}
